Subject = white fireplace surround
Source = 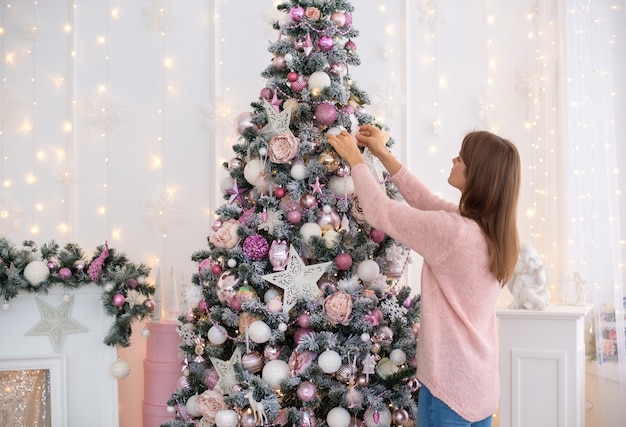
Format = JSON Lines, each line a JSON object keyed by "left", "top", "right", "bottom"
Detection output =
{"left": 0, "top": 354, "right": 67, "bottom": 426}
{"left": 0, "top": 286, "right": 120, "bottom": 427}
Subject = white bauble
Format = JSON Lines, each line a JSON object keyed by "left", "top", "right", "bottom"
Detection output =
{"left": 357, "top": 260, "right": 380, "bottom": 282}
{"left": 324, "top": 229, "right": 339, "bottom": 249}
{"left": 244, "top": 158, "right": 265, "bottom": 186}
{"left": 220, "top": 176, "right": 235, "bottom": 192}
{"left": 309, "top": 71, "right": 331, "bottom": 91}
{"left": 290, "top": 163, "right": 308, "bottom": 180}
{"left": 327, "top": 407, "right": 351, "bottom": 427}
{"left": 111, "top": 358, "right": 130, "bottom": 379}
{"left": 207, "top": 325, "right": 228, "bottom": 345}
{"left": 23, "top": 260, "right": 50, "bottom": 286}
{"left": 328, "top": 176, "right": 355, "bottom": 196}
{"left": 264, "top": 288, "right": 281, "bottom": 303}
{"left": 364, "top": 406, "right": 391, "bottom": 427}
{"left": 300, "top": 222, "right": 322, "bottom": 242}
{"left": 262, "top": 359, "right": 290, "bottom": 388}
{"left": 185, "top": 394, "right": 202, "bottom": 418}
{"left": 318, "top": 349, "right": 342, "bottom": 373}
{"left": 326, "top": 126, "right": 343, "bottom": 136}
{"left": 248, "top": 320, "right": 272, "bottom": 343}
{"left": 389, "top": 349, "right": 407, "bottom": 366}
{"left": 215, "top": 409, "right": 239, "bottom": 427}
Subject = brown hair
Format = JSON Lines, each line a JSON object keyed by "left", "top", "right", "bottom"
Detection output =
{"left": 458, "top": 131, "right": 521, "bottom": 285}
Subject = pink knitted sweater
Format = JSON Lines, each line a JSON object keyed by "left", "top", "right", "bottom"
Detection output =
{"left": 351, "top": 163, "right": 502, "bottom": 422}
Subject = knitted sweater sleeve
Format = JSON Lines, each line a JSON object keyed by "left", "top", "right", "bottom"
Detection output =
{"left": 390, "top": 165, "right": 458, "bottom": 213}
{"left": 351, "top": 164, "right": 461, "bottom": 265}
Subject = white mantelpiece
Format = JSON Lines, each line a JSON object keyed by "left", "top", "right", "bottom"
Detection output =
{"left": 497, "top": 304, "right": 590, "bottom": 427}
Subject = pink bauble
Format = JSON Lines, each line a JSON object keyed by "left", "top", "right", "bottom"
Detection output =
{"left": 291, "top": 76, "right": 307, "bottom": 92}
{"left": 47, "top": 261, "right": 58, "bottom": 271}
{"left": 186, "top": 310, "right": 196, "bottom": 322}
{"left": 243, "top": 234, "right": 269, "bottom": 260}
{"left": 228, "top": 157, "right": 243, "bottom": 171}
{"left": 330, "top": 62, "right": 347, "bottom": 77}
{"left": 127, "top": 277, "right": 138, "bottom": 289}
{"left": 370, "top": 228, "right": 386, "bottom": 243}
{"left": 287, "top": 209, "right": 302, "bottom": 223}
{"left": 287, "top": 72, "right": 299, "bottom": 82}
{"left": 264, "top": 344, "right": 281, "bottom": 360}
{"left": 260, "top": 87, "right": 273, "bottom": 100}
{"left": 143, "top": 298, "right": 155, "bottom": 310}
{"left": 274, "top": 187, "right": 286, "bottom": 198}
{"left": 273, "top": 55, "right": 287, "bottom": 70}
{"left": 344, "top": 13, "right": 353, "bottom": 27}
{"left": 315, "top": 103, "right": 337, "bottom": 125}
{"left": 317, "top": 35, "right": 334, "bottom": 51}
{"left": 197, "top": 300, "right": 209, "bottom": 312}
{"left": 242, "top": 351, "right": 264, "bottom": 373}
{"left": 335, "top": 253, "right": 353, "bottom": 270}
{"left": 345, "top": 40, "right": 357, "bottom": 51}
{"left": 317, "top": 207, "right": 341, "bottom": 231}
{"left": 331, "top": 12, "right": 346, "bottom": 27}
{"left": 234, "top": 111, "right": 258, "bottom": 136}
{"left": 298, "top": 313, "right": 310, "bottom": 328}
{"left": 294, "top": 327, "right": 313, "bottom": 344}
{"left": 343, "top": 105, "right": 355, "bottom": 115}
{"left": 336, "top": 164, "right": 351, "bottom": 177}
{"left": 300, "top": 193, "right": 317, "bottom": 208}
{"left": 290, "top": 6, "right": 305, "bottom": 21}
{"left": 269, "top": 240, "right": 289, "bottom": 271}
{"left": 58, "top": 267, "right": 72, "bottom": 280}
{"left": 211, "top": 264, "right": 223, "bottom": 275}
{"left": 297, "top": 381, "right": 318, "bottom": 403}
{"left": 230, "top": 297, "right": 241, "bottom": 311}
{"left": 113, "top": 293, "right": 125, "bottom": 307}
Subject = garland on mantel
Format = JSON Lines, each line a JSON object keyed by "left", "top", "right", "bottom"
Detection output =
{"left": 0, "top": 237, "right": 155, "bottom": 348}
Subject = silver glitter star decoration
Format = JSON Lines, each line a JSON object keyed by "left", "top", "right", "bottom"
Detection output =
{"left": 262, "top": 246, "right": 331, "bottom": 312}
{"left": 144, "top": 190, "right": 182, "bottom": 234}
{"left": 25, "top": 296, "right": 89, "bottom": 353}
{"left": 209, "top": 346, "right": 242, "bottom": 396}
{"left": 259, "top": 98, "right": 294, "bottom": 137}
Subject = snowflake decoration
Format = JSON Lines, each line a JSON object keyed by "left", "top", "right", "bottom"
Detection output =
{"left": 0, "top": 89, "right": 20, "bottom": 130}
{"left": 87, "top": 94, "right": 126, "bottom": 133}
{"left": 385, "top": 244, "right": 405, "bottom": 262}
{"left": 144, "top": 190, "right": 182, "bottom": 234}
{"left": 432, "top": 118, "right": 442, "bottom": 135}
{"left": 0, "top": 193, "right": 23, "bottom": 234}
{"left": 126, "top": 290, "right": 141, "bottom": 308}
{"left": 380, "top": 296, "right": 408, "bottom": 323}
{"left": 143, "top": 0, "right": 179, "bottom": 34}
{"left": 177, "top": 323, "right": 198, "bottom": 347}
{"left": 477, "top": 95, "right": 497, "bottom": 126}
{"left": 203, "top": 98, "right": 234, "bottom": 130}
{"left": 58, "top": 170, "right": 74, "bottom": 187}
{"left": 516, "top": 69, "right": 545, "bottom": 123}
{"left": 257, "top": 208, "right": 283, "bottom": 235}
{"left": 417, "top": 0, "right": 447, "bottom": 30}
{"left": 23, "top": 23, "right": 43, "bottom": 41}
{"left": 370, "top": 80, "right": 406, "bottom": 121}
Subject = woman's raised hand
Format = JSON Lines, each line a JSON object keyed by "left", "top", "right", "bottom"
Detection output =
{"left": 326, "top": 130, "right": 364, "bottom": 167}
{"left": 355, "top": 124, "right": 389, "bottom": 159}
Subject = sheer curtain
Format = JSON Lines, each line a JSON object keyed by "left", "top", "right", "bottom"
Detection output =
{"left": 557, "top": 0, "right": 626, "bottom": 425}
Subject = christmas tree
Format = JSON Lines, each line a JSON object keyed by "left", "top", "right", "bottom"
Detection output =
{"left": 163, "top": 2, "right": 421, "bottom": 427}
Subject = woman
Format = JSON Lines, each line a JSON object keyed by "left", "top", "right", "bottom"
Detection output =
{"left": 327, "top": 125, "right": 521, "bottom": 427}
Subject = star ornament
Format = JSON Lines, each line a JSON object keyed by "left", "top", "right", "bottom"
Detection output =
{"left": 25, "top": 297, "right": 89, "bottom": 353}
{"left": 210, "top": 346, "right": 242, "bottom": 395}
{"left": 259, "top": 98, "right": 294, "bottom": 138}
{"left": 262, "top": 246, "right": 332, "bottom": 313}
{"left": 225, "top": 180, "right": 247, "bottom": 205}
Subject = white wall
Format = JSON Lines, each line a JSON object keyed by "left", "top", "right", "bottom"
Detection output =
{"left": 3, "top": 1, "right": 620, "bottom": 426}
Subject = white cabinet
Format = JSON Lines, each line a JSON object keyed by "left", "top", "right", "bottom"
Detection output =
{"left": 497, "top": 305, "right": 590, "bottom": 427}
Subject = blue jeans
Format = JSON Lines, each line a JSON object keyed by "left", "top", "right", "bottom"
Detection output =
{"left": 417, "top": 385, "right": 493, "bottom": 427}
